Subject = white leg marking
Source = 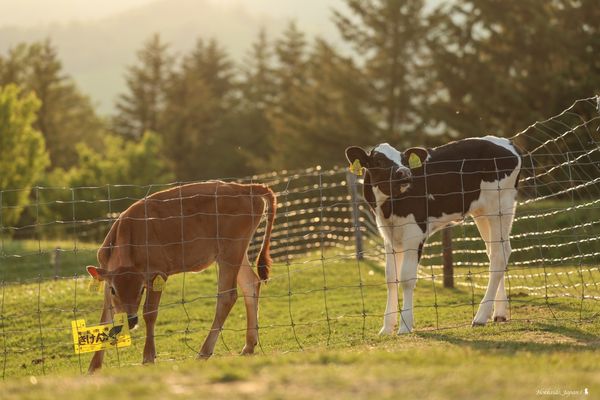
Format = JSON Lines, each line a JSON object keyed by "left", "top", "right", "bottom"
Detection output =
{"left": 472, "top": 198, "right": 516, "bottom": 326}
{"left": 380, "top": 242, "right": 400, "bottom": 335}
{"left": 493, "top": 277, "right": 508, "bottom": 322}
{"left": 398, "top": 245, "right": 419, "bottom": 334}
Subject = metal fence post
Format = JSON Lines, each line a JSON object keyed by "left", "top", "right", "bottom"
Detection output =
{"left": 346, "top": 171, "right": 364, "bottom": 261}
{"left": 442, "top": 226, "right": 453, "bottom": 288}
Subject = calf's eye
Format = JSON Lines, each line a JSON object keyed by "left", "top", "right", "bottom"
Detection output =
{"left": 110, "top": 286, "right": 116, "bottom": 296}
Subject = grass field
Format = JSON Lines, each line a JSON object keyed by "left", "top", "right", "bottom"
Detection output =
{"left": 0, "top": 240, "right": 599, "bottom": 398}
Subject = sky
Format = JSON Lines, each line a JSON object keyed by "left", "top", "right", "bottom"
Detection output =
{"left": 0, "top": 0, "right": 155, "bottom": 26}
{"left": 0, "top": 0, "right": 342, "bottom": 27}
{"left": 0, "top": 0, "right": 348, "bottom": 114}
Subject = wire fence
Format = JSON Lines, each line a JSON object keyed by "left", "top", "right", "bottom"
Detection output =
{"left": 0, "top": 96, "right": 599, "bottom": 378}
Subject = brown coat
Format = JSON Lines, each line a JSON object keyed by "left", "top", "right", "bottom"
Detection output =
{"left": 87, "top": 181, "right": 276, "bottom": 373}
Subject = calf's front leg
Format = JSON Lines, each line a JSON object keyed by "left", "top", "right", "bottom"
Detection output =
{"left": 398, "top": 245, "right": 419, "bottom": 334}
{"left": 380, "top": 243, "right": 400, "bottom": 335}
{"left": 142, "top": 287, "right": 163, "bottom": 364}
{"left": 88, "top": 293, "right": 112, "bottom": 374}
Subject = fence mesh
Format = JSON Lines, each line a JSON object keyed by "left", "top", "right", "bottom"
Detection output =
{"left": 0, "top": 96, "right": 599, "bottom": 378}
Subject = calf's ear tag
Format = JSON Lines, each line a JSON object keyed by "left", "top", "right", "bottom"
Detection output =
{"left": 349, "top": 159, "right": 363, "bottom": 176}
{"left": 152, "top": 275, "right": 166, "bottom": 292}
{"left": 408, "top": 153, "right": 422, "bottom": 169}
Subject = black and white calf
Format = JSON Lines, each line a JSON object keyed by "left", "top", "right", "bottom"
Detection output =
{"left": 345, "top": 136, "right": 522, "bottom": 334}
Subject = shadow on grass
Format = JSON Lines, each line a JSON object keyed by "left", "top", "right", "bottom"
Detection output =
{"left": 416, "top": 322, "right": 600, "bottom": 355}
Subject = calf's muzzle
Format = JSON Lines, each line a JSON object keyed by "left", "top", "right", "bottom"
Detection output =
{"left": 128, "top": 315, "right": 138, "bottom": 329}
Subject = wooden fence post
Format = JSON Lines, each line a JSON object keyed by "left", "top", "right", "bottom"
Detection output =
{"left": 346, "top": 171, "right": 364, "bottom": 261}
{"left": 442, "top": 227, "right": 454, "bottom": 288}
{"left": 53, "top": 247, "right": 61, "bottom": 278}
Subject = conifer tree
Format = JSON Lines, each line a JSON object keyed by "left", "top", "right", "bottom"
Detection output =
{"left": 114, "top": 33, "right": 173, "bottom": 139}
{"left": 161, "top": 38, "right": 239, "bottom": 180}
{"left": 237, "top": 29, "right": 276, "bottom": 171}
{"left": 426, "top": 0, "right": 600, "bottom": 140}
{"left": 267, "top": 21, "right": 310, "bottom": 169}
{"left": 333, "top": 0, "right": 427, "bottom": 145}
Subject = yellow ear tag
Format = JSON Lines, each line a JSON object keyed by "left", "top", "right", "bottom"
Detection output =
{"left": 349, "top": 159, "right": 363, "bottom": 176}
{"left": 88, "top": 278, "right": 104, "bottom": 293}
{"left": 408, "top": 153, "right": 422, "bottom": 169}
{"left": 71, "top": 312, "right": 131, "bottom": 354}
{"left": 152, "top": 275, "right": 166, "bottom": 292}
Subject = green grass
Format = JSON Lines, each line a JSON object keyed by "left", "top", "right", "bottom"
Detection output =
{"left": 0, "top": 239, "right": 98, "bottom": 282}
{"left": 0, "top": 245, "right": 598, "bottom": 398}
{"left": 0, "top": 326, "right": 598, "bottom": 400}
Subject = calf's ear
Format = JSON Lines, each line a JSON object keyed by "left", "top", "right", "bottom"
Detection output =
{"left": 404, "top": 147, "right": 429, "bottom": 169}
{"left": 86, "top": 265, "right": 108, "bottom": 281}
{"left": 345, "top": 146, "right": 369, "bottom": 167}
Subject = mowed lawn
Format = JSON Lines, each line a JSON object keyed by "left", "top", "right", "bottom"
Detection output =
{"left": 0, "top": 241, "right": 599, "bottom": 399}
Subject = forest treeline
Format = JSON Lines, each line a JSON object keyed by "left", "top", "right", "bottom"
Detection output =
{"left": 1, "top": 0, "right": 599, "bottom": 229}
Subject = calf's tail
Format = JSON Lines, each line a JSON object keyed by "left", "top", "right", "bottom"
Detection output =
{"left": 254, "top": 185, "right": 276, "bottom": 281}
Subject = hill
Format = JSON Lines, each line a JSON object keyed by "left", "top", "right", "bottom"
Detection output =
{"left": 0, "top": 0, "right": 341, "bottom": 115}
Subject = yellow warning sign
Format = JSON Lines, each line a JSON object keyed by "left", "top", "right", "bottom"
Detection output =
{"left": 408, "top": 153, "right": 422, "bottom": 169}
{"left": 152, "top": 275, "right": 166, "bottom": 292}
{"left": 71, "top": 313, "right": 131, "bottom": 354}
{"left": 349, "top": 159, "right": 363, "bottom": 176}
{"left": 88, "top": 278, "right": 104, "bottom": 293}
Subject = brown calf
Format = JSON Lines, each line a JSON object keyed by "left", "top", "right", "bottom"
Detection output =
{"left": 85, "top": 181, "right": 276, "bottom": 373}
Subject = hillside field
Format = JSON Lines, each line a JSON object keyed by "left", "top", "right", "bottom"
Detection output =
{"left": 0, "top": 244, "right": 598, "bottom": 399}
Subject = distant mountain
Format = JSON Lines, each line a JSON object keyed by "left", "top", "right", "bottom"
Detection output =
{"left": 0, "top": 0, "right": 340, "bottom": 115}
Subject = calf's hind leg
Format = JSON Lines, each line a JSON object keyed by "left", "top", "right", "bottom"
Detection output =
{"left": 198, "top": 253, "right": 242, "bottom": 359}
{"left": 472, "top": 204, "right": 515, "bottom": 326}
{"left": 474, "top": 215, "right": 509, "bottom": 323}
{"left": 237, "top": 255, "right": 261, "bottom": 355}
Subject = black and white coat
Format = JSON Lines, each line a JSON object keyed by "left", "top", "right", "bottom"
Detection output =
{"left": 345, "top": 136, "right": 522, "bottom": 334}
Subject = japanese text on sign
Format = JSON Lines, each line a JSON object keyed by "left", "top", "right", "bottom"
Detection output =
{"left": 71, "top": 313, "right": 131, "bottom": 354}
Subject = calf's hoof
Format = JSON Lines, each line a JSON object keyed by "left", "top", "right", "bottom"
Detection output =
{"left": 240, "top": 346, "right": 255, "bottom": 355}
{"left": 471, "top": 320, "right": 486, "bottom": 327}
{"left": 493, "top": 316, "right": 508, "bottom": 323}
{"left": 197, "top": 353, "right": 212, "bottom": 361}
{"left": 378, "top": 326, "right": 395, "bottom": 336}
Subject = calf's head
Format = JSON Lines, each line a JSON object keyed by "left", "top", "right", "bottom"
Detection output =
{"left": 345, "top": 143, "right": 429, "bottom": 197}
{"left": 87, "top": 266, "right": 164, "bottom": 329}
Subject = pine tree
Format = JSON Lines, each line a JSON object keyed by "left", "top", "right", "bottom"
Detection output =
{"left": 290, "top": 39, "right": 376, "bottom": 168}
{"left": 266, "top": 23, "right": 376, "bottom": 170}
{"left": 161, "top": 38, "right": 240, "bottom": 180}
{"left": 333, "top": 0, "right": 428, "bottom": 145}
{"left": 114, "top": 33, "right": 173, "bottom": 139}
{"left": 267, "top": 21, "right": 310, "bottom": 169}
{"left": 237, "top": 28, "right": 277, "bottom": 171}
{"left": 426, "top": 0, "right": 600, "bottom": 141}
{"left": 183, "top": 38, "right": 235, "bottom": 99}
